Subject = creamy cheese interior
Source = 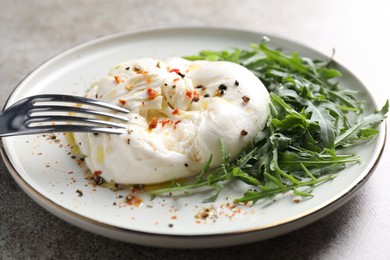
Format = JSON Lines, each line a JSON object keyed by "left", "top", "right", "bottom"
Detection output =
{"left": 73, "top": 57, "right": 270, "bottom": 184}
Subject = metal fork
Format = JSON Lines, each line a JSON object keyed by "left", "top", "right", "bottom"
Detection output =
{"left": 0, "top": 94, "right": 130, "bottom": 137}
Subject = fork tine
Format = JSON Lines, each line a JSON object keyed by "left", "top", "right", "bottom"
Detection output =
{"left": 31, "top": 94, "right": 129, "bottom": 113}
{"left": 24, "top": 125, "right": 128, "bottom": 135}
{"left": 27, "top": 115, "right": 127, "bottom": 129}
{"left": 30, "top": 105, "right": 129, "bottom": 122}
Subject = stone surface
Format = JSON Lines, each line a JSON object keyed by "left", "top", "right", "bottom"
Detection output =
{"left": 1, "top": 0, "right": 390, "bottom": 259}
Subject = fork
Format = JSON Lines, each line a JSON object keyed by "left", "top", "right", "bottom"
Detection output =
{"left": 0, "top": 94, "right": 130, "bottom": 137}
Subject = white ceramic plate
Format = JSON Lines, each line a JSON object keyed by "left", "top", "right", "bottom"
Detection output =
{"left": 1, "top": 27, "right": 386, "bottom": 248}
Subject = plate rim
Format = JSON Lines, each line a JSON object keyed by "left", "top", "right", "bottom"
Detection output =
{"left": 1, "top": 26, "right": 387, "bottom": 247}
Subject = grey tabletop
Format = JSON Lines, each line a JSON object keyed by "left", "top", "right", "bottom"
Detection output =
{"left": 1, "top": 0, "right": 390, "bottom": 259}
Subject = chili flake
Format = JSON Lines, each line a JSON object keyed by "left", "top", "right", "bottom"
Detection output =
{"left": 125, "top": 194, "right": 143, "bottom": 206}
{"left": 169, "top": 68, "right": 185, "bottom": 78}
{"left": 147, "top": 88, "right": 158, "bottom": 100}
{"left": 93, "top": 170, "right": 102, "bottom": 176}
{"left": 192, "top": 91, "right": 200, "bottom": 102}
{"left": 161, "top": 119, "right": 173, "bottom": 127}
{"left": 186, "top": 89, "right": 193, "bottom": 99}
{"left": 114, "top": 75, "right": 124, "bottom": 84}
{"left": 169, "top": 68, "right": 180, "bottom": 74}
{"left": 172, "top": 108, "right": 179, "bottom": 115}
{"left": 149, "top": 117, "right": 158, "bottom": 130}
{"left": 118, "top": 99, "right": 127, "bottom": 106}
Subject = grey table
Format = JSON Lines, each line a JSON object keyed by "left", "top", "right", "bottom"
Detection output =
{"left": 1, "top": 1, "right": 390, "bottom": 259}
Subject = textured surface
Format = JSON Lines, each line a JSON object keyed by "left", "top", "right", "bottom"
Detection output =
{"left": 1, "top": 0, "right": 390, "bottom": 259}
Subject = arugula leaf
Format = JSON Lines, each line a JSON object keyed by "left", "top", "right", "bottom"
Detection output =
{"left": 150, "top": 41, "right": 388, "bottom": 205}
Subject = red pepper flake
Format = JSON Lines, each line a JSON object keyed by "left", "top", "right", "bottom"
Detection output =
{"left": 169, "top": 68, "right": 180, "bottom": 74}
{"left": 114, "top": 75, "right": 123, "bottom": 84}
{"left": 125, "top": 194, "right": 142, "bottom": 206}
{"left": 141, "top": 101, "right": 145, "bottom": 106}
{"left": 67, "top": 171, "right": 73, "bottom": 174}
{"left": 192, "top": 91, "right": 200, "bottom": 102}
{"left": 147, "top": 88, "right": 158, "bottom": 100}
{"left": 173, "top": 78, "right": 179, "bottom": 82}
{"left": 93, "top": 170, "right": 102, "bottom": 176}
{"left": 169, "top": 68, "right": 185, "bottom": 78}
{"left": 186, "top": 89, "right": 193, "bottom": 99}
{"left": 171, "top": 215, "right": 177, "bottom": 220}
{"left": 172, "top": 108, "right": 179, "bottom": 115}
{"left": 161, "top": 119, "right": 173, "bottom": 127}
{"left": 148, "top": 117, "right": 158, "bottom": 130}
{"left": 118, "top": 99, "right": 127, "bottom": 106}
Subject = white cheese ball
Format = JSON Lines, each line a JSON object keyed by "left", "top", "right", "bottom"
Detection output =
{"left": 73, "top": 57, "right": 270, "bottom": 184}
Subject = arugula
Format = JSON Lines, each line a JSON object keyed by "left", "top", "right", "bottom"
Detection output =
{"left": 149, "top": 39, "right": 388, "bottom": 204}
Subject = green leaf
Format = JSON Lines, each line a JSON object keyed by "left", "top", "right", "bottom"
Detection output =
{"left": 335, "top": 100, "right": 388, "bottom": 147}
{"left": 318, "top": 68, "right": 342, "bottom": 79}
{"left": 293, "top": 188, "right": 314, "bottom": 197}
{"left": 232, "top": 167, "right": 261, "bottom": 186}
{"left": 306, "top": 102, "right": 336, "bottom": 148}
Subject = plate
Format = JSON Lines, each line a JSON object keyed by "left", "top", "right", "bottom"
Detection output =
{"left": 0, "top": 27, "right": 386, "bottom": 248}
